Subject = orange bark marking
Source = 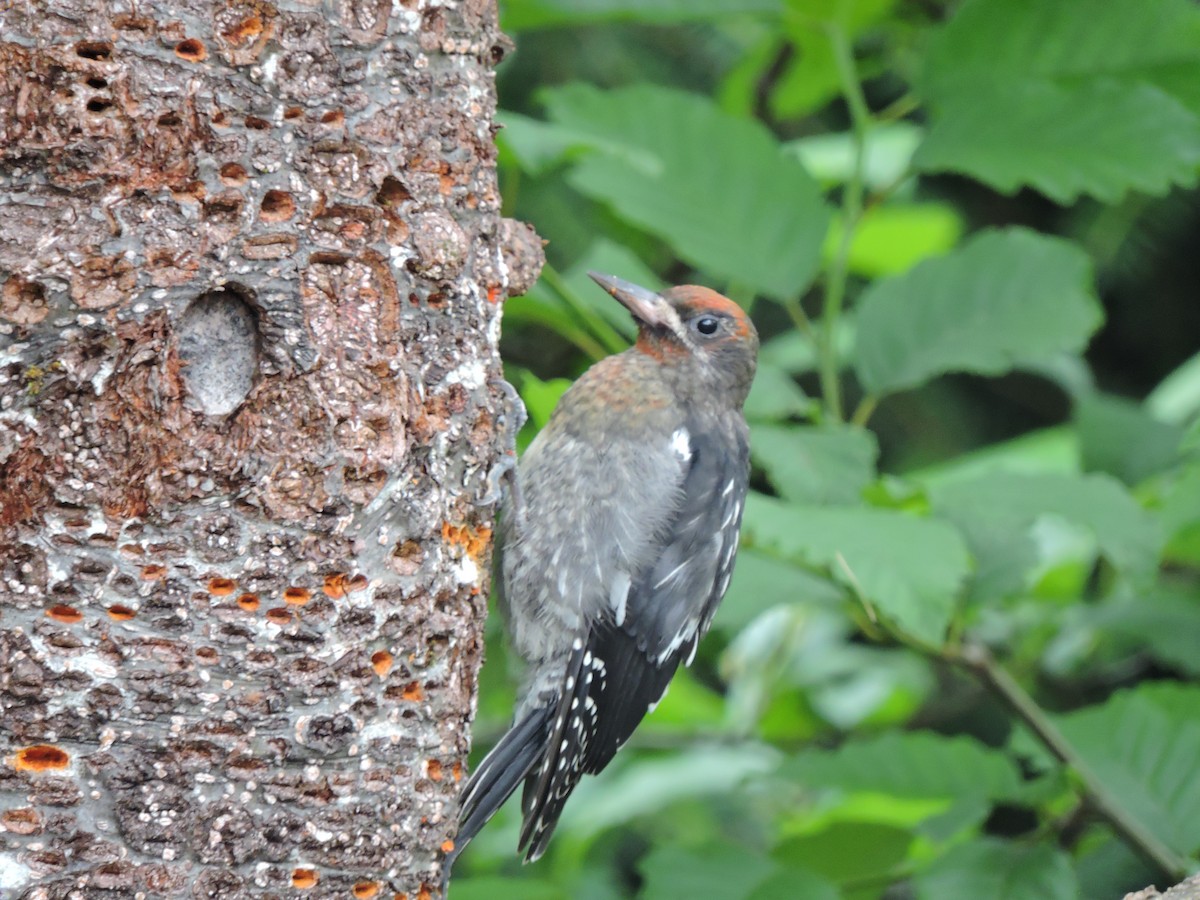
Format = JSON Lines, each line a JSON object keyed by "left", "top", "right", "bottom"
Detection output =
{"left": 13, "top": 745, "right": 70, "bottom": 772}
{"left": 283, "top": 586, "right": 312, "bottom": 605}
{"left": 371, "top": 650, "right": 394, "bottom": 677}
{"left": 207, "top": 577, "right": 237, "bottom": 596}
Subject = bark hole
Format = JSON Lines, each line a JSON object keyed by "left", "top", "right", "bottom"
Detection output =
{"left": 174, "top": 38, "right": 207, "bottom": 62}
{"left": 176, "top": 288, "right": 260, "bottom": 416}
{"left": 1, "top": 276, "right": 49, "bottom": 324}
{"left": 74, "top": 41, "right": 113, "bottom": 60}
{"left": 376, "top": 175, "right": 411, "bottom": 208}
{"left": 219, "top": 162, "right": 249, "bottom": 185}
{"left": 260, "top": 189, "right": 296, "bottom": 221}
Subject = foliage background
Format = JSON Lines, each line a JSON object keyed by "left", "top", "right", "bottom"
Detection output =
{"left": 454, "top": 1, "right": 1200, "bottom": 897}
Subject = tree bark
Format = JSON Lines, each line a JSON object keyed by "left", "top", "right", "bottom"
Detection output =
{"left": 1127, "top": 875, "right": 1200, "bottom": 900}
{"left": 0, "top": 1, "right": 541, "bottom": 896}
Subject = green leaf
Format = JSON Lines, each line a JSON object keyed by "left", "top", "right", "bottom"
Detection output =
{"left": 919, "top": 797, "right": 993, "bottom": 843}
{"left": 496, "top": 112, "right": 585, "bottom": 175}
{"left": 1093, "top": 587, "right": 1200, "bottom": 677}
{"left": 562, "top": 744, "right": 780, "bottom": 837}
{"left": 930, "top": 472, "right": 1164, "bottom": 600}
{"left": 781, "top": 731, "right": 1022, "bottom": 801}
{"left": 744, "top": 363, "right": 814, "bottom": 422}
{"left": 1057, "top": 685, "right": 1200, "bottom": 856}
{"left": 853, "top": 228, "right": 1102, "bottom": 396}
{"left": 914, "top": 839, "right": 1078, "bottom": 900}
{"left": 1076, "top": 836, "right": 1150, "bottom": 900}
{"left": 917, "top": 0, "right": 1200, "bottom": 203}
{"left": 1019, "top": 352, "right": 1096, "bottom": 400}
{"left": 504, "top": 174, "right": 606, "bottom": 268}
{"left": 921, "top": 0, "right": 1200, "bottom": 109}
{"left": 561, "top": 240, "right": 665, "bottom": 342}
{"left": 788, "top": 123, "right": 923, "bottom": 189}
{"left": 724, "top": 605, "right": 932, "bottom": 733}
{"left": 502, "top": 0, "right": 780, "bottom": 31}
{"left": 910, "top": 426, "right": 1080, "bottom": 491}
{"left": 743, "top": 494, "right": 970, "bottom": 643}
{"left": 518, "top": 372, "right": 573, "bottom": 441}
{"left": 639, "top": 844, "right": 779, "bottom": 900}
{"left": 1186, "top": 419, "right": 1200, "bottom": 454}
{"left": 1133, "top": 679, "right": 1200, "bottom": 720}
{"left": 751, "top": 424, "right": 878, "bottom": 505}
{"left": 1148, "top": 348, "right": 1200, "bottom": 425}
{"left": 450, "top": 878, "right": 568, "bottom": 900}
{"left": 768, "top": 0, "right": 897, "bottom": 119}
{"left": 1076, "top": 392, "right": 1184, "bottom": 485}
{"left": 640, "top": 668, "right": 727, "bottom": 733}
{"left": 1157, "top": 459, "right": 1200, "bottom": 546}
{"left": 746, "top": 868, "right": 840, "bottom": 900}
{"left": 714, "top": 549, "right": 844, "bottom": 632}
{"left": 759, "top": 318, "right": 854, "bottom": 376}
{"left": 503, "top": 293, "right": 608, "bottom": 360}
{"left": 805, "top": 645, "right": 931, "bottom": 732}
{"left": 773, "top": 822, "right": 910, "bottom": 900}
{"left": 542, "top": 84, "right": 832, "bottom": 301}
{"left": 914, "top": 79, "right": 1200, "bottom": 204}
{"left": 824, "top": 202, "right": 964, "bottom": 278}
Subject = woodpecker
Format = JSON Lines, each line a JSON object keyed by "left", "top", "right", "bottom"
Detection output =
{"left": 452, "top": 272, "right": 758, "bottom": 869}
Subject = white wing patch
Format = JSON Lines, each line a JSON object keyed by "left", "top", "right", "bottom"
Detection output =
{"left": 655, "top": 625, "right": 697, "bottom": 664}
{"left": 670, "top": 427, "right": 692, "bottom": 463}
{"left": 721, "top": 495, "right": 742, "bottom": 528}
{"left": 610, "top": 570, "right": 631, "bottom": 626}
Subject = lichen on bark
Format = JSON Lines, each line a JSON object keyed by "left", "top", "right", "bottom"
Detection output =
{"left": 0, "top": 0, "right": 542, "bottom": 896}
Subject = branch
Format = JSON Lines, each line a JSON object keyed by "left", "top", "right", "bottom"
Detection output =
{"left": 947, "top": 642, "right": 1193, "bottom": 882}
{"left": 839, "top": 560, "right": 1192, "bottom": 882}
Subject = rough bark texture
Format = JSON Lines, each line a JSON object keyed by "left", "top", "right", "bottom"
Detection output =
{"left": 1128, "top": 876, "right": 1200, "bottom": 900}
{"left": 0, "top": 0, "right": 543, "bottom": 896}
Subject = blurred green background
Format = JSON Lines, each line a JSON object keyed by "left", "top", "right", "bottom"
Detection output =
{"left": 455, "top": 1, "right": 1200, "bottom": 898}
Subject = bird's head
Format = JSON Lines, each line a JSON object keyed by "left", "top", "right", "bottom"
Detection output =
{"left": 588, "top": 271, "right": 759, "bottom": 407}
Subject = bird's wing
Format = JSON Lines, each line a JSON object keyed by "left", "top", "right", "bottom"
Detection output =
{"left": 517, "top": 419, "right": 748, "bottom": 860}
{"left": 580, "top": 419, "right": 748, "bottom": 771}
{"left": 498, "top": 414, "right": 689, "bottom": 667}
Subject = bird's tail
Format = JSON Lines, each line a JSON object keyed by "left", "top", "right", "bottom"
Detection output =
{"left": 449, "top": 703, "right": 553, "bottom": 872}
{"left": 518, "top": 641, "right": 597, "bottom": 861}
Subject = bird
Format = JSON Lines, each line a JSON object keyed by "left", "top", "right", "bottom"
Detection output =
{"left": 450, "top": 271, "right": 758, "bottom": 870}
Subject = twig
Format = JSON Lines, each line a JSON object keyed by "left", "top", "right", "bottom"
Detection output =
{"left": 948, "top": 642, "right": 1192, "bottom": 881}
{"left": 850, "top": 393, "right": 878, "bottom": 427}
{"left": 838, "top": 554, "right": 1193, "bottom": 880}
{"left": 818, "top": 21, "right": 871, "bottom": 423}
{"left": 542, "top": 265, "right": 629, "bottom": 356}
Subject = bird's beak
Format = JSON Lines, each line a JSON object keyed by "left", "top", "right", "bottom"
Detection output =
{"left": 587, "top": 272, "right": 674, "bottom": 329}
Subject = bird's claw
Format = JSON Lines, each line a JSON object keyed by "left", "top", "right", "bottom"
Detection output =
{"left": 474, "top": 377, "right": 527, "bottom": 529}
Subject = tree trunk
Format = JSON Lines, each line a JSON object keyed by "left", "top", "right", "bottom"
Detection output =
{"left": 0, "top": 1, "right": 541, "bottom": 896}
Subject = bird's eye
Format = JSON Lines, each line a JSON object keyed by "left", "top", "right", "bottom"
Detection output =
{"left": 692, "top": 315, "right": 720, "bottom": 337}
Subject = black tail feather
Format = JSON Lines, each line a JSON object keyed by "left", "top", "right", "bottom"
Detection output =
{"left": 448, "top": 704, "right": 552, "bottom": 874}
{"left": 454, "top": 630, "right": 673, "bottom": 872}
{"left": 518, "top": 642, "right": 596, "bottom": 861}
